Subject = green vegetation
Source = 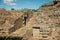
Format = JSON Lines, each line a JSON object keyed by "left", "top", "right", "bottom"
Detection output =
{"left": 11, "top": 8, "right": 15, "bottom": 10}
{"left": 32, "top": 9, "right": 38, "bottom": 12}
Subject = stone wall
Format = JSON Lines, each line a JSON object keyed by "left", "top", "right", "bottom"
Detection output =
{"left": 8, "top": 18, "right": 23, "bottom": 33}
{"left": 31, "top": 0, "right": 60, "bottom": 40}
{"left": 0, "top": 9, "right": 34, "bottom": 37}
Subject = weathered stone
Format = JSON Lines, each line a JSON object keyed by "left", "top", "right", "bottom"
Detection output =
{"left": 31, "top": 0, "right": 60, "bottom": 40}
{"left": 54, "top": 0, "right": 60, "bottom": 1}
{"left": 0, "top": 9, "right": 34, "bottom": 39}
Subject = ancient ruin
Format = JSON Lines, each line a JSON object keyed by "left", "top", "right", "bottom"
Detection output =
{"left": 31, "top": 0, "right": 60, "bottom": 40}
{"left": 0, "top": 0, "right": 60, "bottom": 40}
{"left": 0, "top": 8, "right": 34, "bottom": 40}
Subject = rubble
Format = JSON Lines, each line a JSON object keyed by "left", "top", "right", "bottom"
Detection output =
{"left": 31, "top": 0, "right": 60, "bottom": 40}
{"left": 0, "top": 0, "right": 60, "bottom": 40}
{"left": 0, "top": 9, "right": 34, "bottom": 37}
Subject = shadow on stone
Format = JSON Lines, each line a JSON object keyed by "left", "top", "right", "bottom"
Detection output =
{"left": 0, "top": 37, "right": 23, "bottom": 40}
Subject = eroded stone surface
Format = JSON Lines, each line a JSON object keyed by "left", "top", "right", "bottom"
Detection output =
{"left": 0, "top": 0, "right": 60, "bottom": 40}
{"left": 31, "top": 0, "right": 60, "bottom": 40}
